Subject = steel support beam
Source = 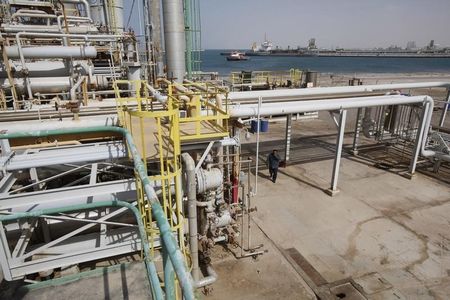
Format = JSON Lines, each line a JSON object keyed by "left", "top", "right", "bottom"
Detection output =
{"left": 284, "top": 114, "right": 292, "bottom": 163}
{"left": 326, "top": 109, "right": 347, "bottom": 196}
{"left": 0, "top": 179, "right": 137, "bottom": 212}
{"left": 0, "top": 139, "right": 11, "bottom": 156}
{"left": 439, "top": 90, "right": 450, "bottom": 127}
{"left": 0, "top": 142, "right": 127, "bottom": 171}
{"left": 407, "top": 104, "right": 429, "bottom": 177}
{"left": 351, "top": 108, "right": 363, "bottom": 155}
{"left": 195, "top": 141, "right": 215, "bottom": 172}
{"left": 8, "top": 227, "right": 152, "bottom": 280}
{"left": 0, "top": 173, "right": 16, "bottom": 195}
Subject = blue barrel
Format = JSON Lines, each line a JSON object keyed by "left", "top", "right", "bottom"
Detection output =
{"left": 250, "top": 119, "right": 269, "bottom": 133}
{"left": 260, "top": 120, "right": 269, "bottom": 132}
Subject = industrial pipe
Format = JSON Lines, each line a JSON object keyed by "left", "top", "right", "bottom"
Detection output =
{"left": 229, "top": 95, "right": 429, "bottom": 118}
{"left": 0, "top": 126, "right": 195, "bottom": 300}
{"left": 70, "top": 76, "right": 85, "bottom": 101}
{"left": 147, "top": 84, "right": 168, "bottom": 104}
{"left": 195, "top": 264, "right": 218, "bottom": 288}
{"left": 228, "top": 82, "right": 450, "bottom": 102}
{"left": 5, "top": 45, "right": 97, "bottom": 59}
{"left": 12, "top": 12, "right": 57, "bottom": 19}
{"left": 181, "top": 153, "right": 200, "bottom": 282}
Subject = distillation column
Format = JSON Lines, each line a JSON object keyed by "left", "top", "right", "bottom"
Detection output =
{"left": 162, "top": 0, "right": 186, "bottom": 82}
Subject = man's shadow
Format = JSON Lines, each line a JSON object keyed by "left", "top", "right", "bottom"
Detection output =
{"left": 256, "top": 170, "right": 272, "bottom": 181}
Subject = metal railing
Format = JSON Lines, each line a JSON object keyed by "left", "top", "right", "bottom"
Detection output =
{"left": 0, "top": 126, "right": 196, "bottom": 300}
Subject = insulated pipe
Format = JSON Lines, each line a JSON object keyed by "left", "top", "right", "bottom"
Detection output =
{"left": 0, "top": 77, "right": 72, "bottom": 94}
{"left": 0, "top": 200, "right": 164, "bottom": 299}
{"left": 228, "top": 82, "right": 450, "bottom": 102}
{"left": 181, "top": 153, "right": 200, "bottom": 282}
{"left": 229, "top": 95, "right": 429, "bottom": 118}
{"left": 147, "top": 84, "right": 168, "bottom": 104}
{"left": 5, "top": 45, "right": 97, "bottom": 59}
{"left": 162, "top": 0, "right": 186, "bottom": 82}
{"left": 0, "top": 126, "right": 195, "bottom": 299}
{"left": 11, "top": 12, "right": 57, "bottom": 19}
{"left": 70, "top": 76, "right": 85, "bottom": 101}
{"left": 195, "top": 264, "right": 218, "bottom": 288}
{"left": 419, "top": 97, "right": 438, "bottom": 158}
{"left": 0, "top": 115, "right": 118, "bottom": 133}
{"left": 61, "top": 0, "right": 92, "bottom": 20}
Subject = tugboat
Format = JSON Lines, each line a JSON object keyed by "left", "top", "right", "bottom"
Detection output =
{"left": 226, "top": 51, "right": 249, "bottom": 61}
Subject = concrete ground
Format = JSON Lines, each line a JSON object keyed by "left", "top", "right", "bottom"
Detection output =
{"left": 240, "top": 111, "right": 450, "bottom": 299}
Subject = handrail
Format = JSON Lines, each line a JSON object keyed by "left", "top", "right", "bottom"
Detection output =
{"left": 0, "top": 126, "right": 196, "bottom": 300}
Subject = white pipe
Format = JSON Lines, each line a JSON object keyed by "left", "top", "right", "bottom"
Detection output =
{"left": 229, "top": 95, "right": 428, "bottom": 118}
{"left": 195, "top": 265, "right": 218, "bottom": 288}
{"left": 6, "top": 45, "right": 97, "bottom": 59}
{"left": 228, "top": 82, "right": 450, "bottom": 101}
{"left": 147, "top": 84, "right": 167, "bottom": 104}
{"left": 0, "top": 115, "right": 118, "bottom": 133}
{"left": 70, "top": 76, "right": 85, "bottom": 101}
{"left": 181, "top": 153, "right": 200, "bottom": 282}
{"left": 420, "top": 97, "right": 438, "bottom": 158}
{"left": 254, "top": 96, "right": 262, "bottom": 196}
{"left": 12, "top": 12, "right": 57, "bottom": 19}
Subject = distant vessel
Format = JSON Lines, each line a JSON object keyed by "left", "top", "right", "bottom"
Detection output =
{"left": 226, "top": 51, "right": 249, "bottom": 61}
{"left": 251, "top": 33, "right": 273, "bottom": 55}
{"left": 244, "top": 38, "right": 450, "bottom": 58}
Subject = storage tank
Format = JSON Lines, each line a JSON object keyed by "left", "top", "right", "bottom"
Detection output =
{"left": 305, "top": 71, "right": 318, "bottom": 87}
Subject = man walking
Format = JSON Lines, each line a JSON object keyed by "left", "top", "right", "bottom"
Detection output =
{"left": 267, "top": 149, "right": 281, "bottom": 183}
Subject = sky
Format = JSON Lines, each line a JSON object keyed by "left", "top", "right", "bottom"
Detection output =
{"left": 124, "top": 0, "right": 450, "bottom": 50}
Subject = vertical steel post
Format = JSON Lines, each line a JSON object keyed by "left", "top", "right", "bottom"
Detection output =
{"left": 253, "top": 96, "right": 262, "bottom": 196}
{"left": 407, "top": 103, "right": 429, "bottom": 177}
{"left": 284, "top": 114, "right": 292, "bottom": 163}
{"left": 439, "top": 90, "right": 450, "bottom": 127}
{"left": 184, "top": 0, "right": 193, "bottom": 79}
{"left": 327, "top": 109, "right": 347, "bottom": 196}
{"left": 351, "top": 108, "right": 363, "bottom": 155}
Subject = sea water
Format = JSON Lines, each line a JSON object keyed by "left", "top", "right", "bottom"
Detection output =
{"left": 202, "top": 49, "right": 450, "bottom": 75}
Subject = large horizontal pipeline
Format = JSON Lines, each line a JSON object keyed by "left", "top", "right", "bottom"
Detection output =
{"left": 228, "top": 81, "right": 450, "bottom": 102}
{"left": 0, "top": 76, "right": 108, "bottom": 94}
{"left": 0, "top": 115, "right": 118, "bottom": 133}
{"left": 5, "top": 45, "right": 97, "bottom": 59}
{"left": 229, "top": 95, "right": 428, "bottom": 118}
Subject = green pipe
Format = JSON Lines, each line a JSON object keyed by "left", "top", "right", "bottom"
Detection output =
{"left": 0, "top": 126, "right": 196, "bottom": 300}
{"left": 0, "top": 200, "right": 164, "bottom": 300}
{"left": 163, "top": 244, "right": 175, "bottom": 300}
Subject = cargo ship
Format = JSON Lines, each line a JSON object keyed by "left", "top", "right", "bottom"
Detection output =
{"left": 245, "top": 38, "right": 450, "bottom": 58}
